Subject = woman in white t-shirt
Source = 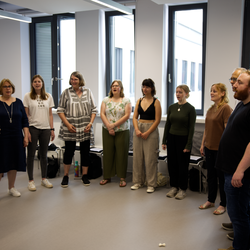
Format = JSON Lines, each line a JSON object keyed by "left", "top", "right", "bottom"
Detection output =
{"left": 23, "top": 75, "right": 55, "bottom": 191}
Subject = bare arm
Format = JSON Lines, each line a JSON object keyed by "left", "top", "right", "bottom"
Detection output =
{"left": 231, "top": 142, "right": 250, "bottom": 187}
{"left": 200, "top": 131, "right": 206, "bottom": 156}
{"left": 100, "top": 101, "right": 115, "bottom": 136}
{"left": 100, "top": 101, "right": 111, "bottom": 128}
{"left": 141, "top": 99, "right": 162, "bottom": 140}
{"left": 23, "top": 127, "right": 29, "bottom": 147}
{"left": 49, "top": 108, "right": 55, "bottom": 141}
{"left": 133, "top": 99, "right": 142, "bottom": 137}
{"left": 24, "top": 107, "right": 32, "bottom": 142}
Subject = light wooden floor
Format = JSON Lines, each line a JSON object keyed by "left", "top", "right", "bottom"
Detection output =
{"left": 0, "top": 163, "right": 232, "bottom": 250}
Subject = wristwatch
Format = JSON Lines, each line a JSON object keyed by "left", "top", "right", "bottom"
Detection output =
{"left": 50, "top": 128, "right": 55, "bottom": 131}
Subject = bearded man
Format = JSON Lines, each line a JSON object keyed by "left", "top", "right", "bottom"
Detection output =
{"left": 217, "top": 70, "right": 250, "bottom": 250}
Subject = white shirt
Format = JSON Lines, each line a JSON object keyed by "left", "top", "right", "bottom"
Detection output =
{"left": 23, "top": 93, "right": 54, "bottom": 129}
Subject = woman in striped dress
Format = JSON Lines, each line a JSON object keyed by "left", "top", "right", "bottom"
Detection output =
{"left": 57, "top": 71, "right": 97, "bottom": 188}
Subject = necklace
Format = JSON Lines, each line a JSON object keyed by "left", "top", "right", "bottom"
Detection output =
{"left": 177, "top": 102, "right": 186, "bottom": 111}
{"left": 3, "top": 102, "right": 13, "bottom": 123}
{"left": 177, "top": 104, "right": 183, "bottom": 111}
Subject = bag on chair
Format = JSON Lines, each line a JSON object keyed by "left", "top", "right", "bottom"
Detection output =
{"left": 47, "top": 155, "right": 59, "bottom": 178}
{"left": 87, "top": 153, "right": 102, "bottom": 179}
{"left": 189, "top": 167, "right": 203, "bottom": 192}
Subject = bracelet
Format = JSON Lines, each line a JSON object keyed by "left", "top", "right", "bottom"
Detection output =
{"left": 89, "top": 122, "right": 93, "bottom": 125}
{"left": 50, "top": 128, "right": 55, "bottom": 131}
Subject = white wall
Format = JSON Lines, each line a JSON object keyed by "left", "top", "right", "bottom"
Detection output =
{"left": 204, "top": 0, "right": 244, "bottom": 113}
{"left": 0, "top": 19, "right": 30, "bottom": 99}
{"left": 135, "top": 0, "right": 167, "bottom": 113}
{"left": 75, "top": 10, "right": 105, "bottom": 112}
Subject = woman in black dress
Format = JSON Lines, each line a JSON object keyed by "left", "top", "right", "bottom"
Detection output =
{"left": 0, "top": 79, "right": 29, "bottom": 197}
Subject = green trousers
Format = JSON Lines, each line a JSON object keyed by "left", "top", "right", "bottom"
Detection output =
{"left": 102, "top": 127, "right": 130, "bottom": 179}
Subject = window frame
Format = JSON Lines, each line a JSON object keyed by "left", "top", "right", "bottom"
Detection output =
{"left": 167, "top": 3, "right": 207, "bottom": 116}
{"left": 242, "top": 0, "right": 250, "bottom": 68}
{"left": 30, "top": 13, "right": 75, "bottom": 108}
{"left": 105, "top": 10, "right": 135, "bottom": 97}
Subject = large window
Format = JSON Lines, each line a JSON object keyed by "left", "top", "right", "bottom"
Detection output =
{"left": 242, "top": 0, "right": 250, "bottom": 68}
{"left": 167, "top": 3, "right": 207, "bottom": 115}
{"left": 106, "top": 11, "right": 135, "bottom": 106}
{"left": 30, "top": 14, "right": 75, "bottom": 107}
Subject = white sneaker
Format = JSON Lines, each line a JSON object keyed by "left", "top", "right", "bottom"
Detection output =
{"left": 166, "top": 187, "right": 178, "bottom": 198}
{"left": 41, "top": 179, "right": 53, "bottom": 188}
{"left": 131, "top": 183, "right": 143, "bottom": 190}
{"left": 175, "top": 189, "right": 186, "bottom": 200}
{"left": 147, "top": 186, "right": 155, "bottom": 193}
{"left": 9, "top": 187, "right": 21, "bottom": 197}
{"left": 28, "top": 181, "right": 36, "bottom": 191}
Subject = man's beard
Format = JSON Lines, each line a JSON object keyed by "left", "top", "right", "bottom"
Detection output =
{"left": 234, "top": 87, "right": 249, "bottom": 100}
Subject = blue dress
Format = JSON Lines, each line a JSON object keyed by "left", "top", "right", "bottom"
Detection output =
{"left": 0, "top": 98, "right": 29, "bottom": 173}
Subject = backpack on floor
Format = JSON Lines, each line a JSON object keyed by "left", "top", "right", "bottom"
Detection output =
{"left": 47, "top": 155, "right": 59, "bottom": 178}
{"left": 189, "top": 167, "right": 203, "bottom": 192}
{"left": 87, "top": 153, "right": 102, "bottom": 179}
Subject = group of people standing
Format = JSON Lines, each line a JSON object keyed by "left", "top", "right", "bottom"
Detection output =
{"left": 0, "top": 72, "right": 98, "bottom": 195}
{"left": 99, "top": 78, "right": 196, "bottom": 196}
{"left": 0, "top": 71, "right": 196, "bottom": 199}
{"left": 1, "top": 68, "right": 250, "bottom": 250}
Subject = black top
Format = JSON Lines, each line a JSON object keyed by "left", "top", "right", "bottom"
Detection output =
{"left": 138, "top": 97, "right": 156, "bottom": 120}
{"left": 0, "top": 98, "right": 29, "bottom": 173}
{"left": 215, "top": 101, "right": 250, "bottom": 179}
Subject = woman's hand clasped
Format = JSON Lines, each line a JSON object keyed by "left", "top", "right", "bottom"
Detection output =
{"left": 23, "top": 137, "right": 29, "bottom": 147}
{"left": 141, "top": 131, "right": 150, "bottom": 140}
{"left": 109, "top": 129, "right": 115, "bottom": 136}
{"left": 84, "top": 123, "right": 92, "bottom": 133}
{"left": 135, "top": 129, "right": 142, "bottom": 138}
{"left": 67, "top": 124, "right": 76, "bottom": 133}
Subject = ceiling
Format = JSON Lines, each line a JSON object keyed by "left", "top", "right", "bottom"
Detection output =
{"left": 0, "top": 0, "right": 136, "bottom": 18}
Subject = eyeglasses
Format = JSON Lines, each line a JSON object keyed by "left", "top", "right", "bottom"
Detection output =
{"left": 3, "top": 85, "right": 12, "bottom": 89}
{"left": 112, "top": 85, "right": 120, "bottom": 88}
{"left": 229, "top": 78, "right": 237, "bottom": 82}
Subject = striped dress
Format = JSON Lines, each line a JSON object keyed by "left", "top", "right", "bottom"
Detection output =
{"left": 57, "top": 87, "right": 98, "bottom": 145}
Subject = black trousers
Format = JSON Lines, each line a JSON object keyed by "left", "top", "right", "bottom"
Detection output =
{"left": 167, "top": 133, "right": 191, "bottom": 190}
{"left": 63, "top": 140, "right": 90, "bottom": 167}
{"left": 205, "top": 147, "right": 226, "bottom": 207}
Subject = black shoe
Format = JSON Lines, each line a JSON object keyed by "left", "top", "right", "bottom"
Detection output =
{"left": 221, "top": 222, "right": 233, "bottom": 231}
{"left": 61, "top": 175, "right": 69, "bottom": 188}
{"left": 82, "top": 175, "right": 90, "bottom": 186}
{"left": 227, "top": 232, "right": 234, "bottom": 241}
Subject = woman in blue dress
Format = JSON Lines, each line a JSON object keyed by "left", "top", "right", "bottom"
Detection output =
{"left": 0, "top": 79, "right": 29, "bottom": 197}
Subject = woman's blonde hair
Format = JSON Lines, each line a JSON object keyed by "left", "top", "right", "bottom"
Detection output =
{"left": 30, "top": 75, "right": 48, "bottom": 100}
{"left": 0, "top": 79, "right": 15, "bottom": 95}
{"left": 108, "top": 80, "right": 124, "bottom": 97}
{"left": 176, "top": 85, "right": 190, "bottom": 99}
{"left": 209, "top": 83, "right": 229, "bottom": 111}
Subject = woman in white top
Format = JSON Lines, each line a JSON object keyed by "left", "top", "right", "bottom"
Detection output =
{"left": 23, "top": 75, "right": 55, "bottom": 191}
{"left": 100, "top": 80, "right": 132, "bottom": 187}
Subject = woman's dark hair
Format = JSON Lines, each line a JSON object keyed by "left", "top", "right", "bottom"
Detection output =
{"left": 141, "top": 78, "right": 156, "bottom": 96}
